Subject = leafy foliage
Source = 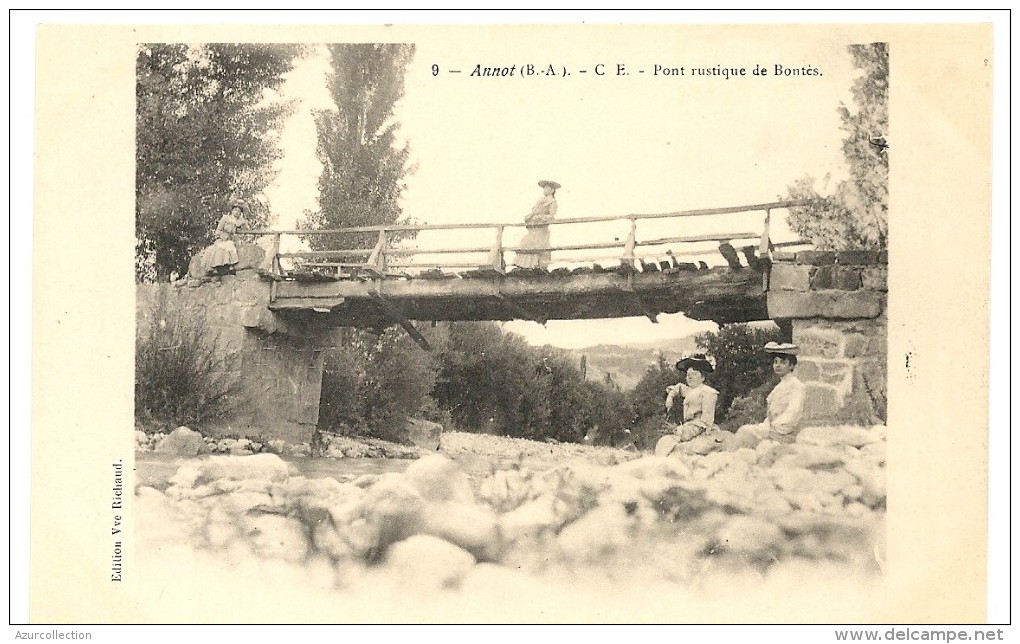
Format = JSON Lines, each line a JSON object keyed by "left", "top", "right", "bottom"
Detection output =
{"left": 136, "top": 43, "right": 304, "bottom": 280}
{"left": 134, "top": 290, "right": 238, "bottom": 431}
{"left": 626, "top": 354, "right": 678, "bottom": 449}
{"left": 433, "top": 323, "right": 549, "bottom": 439}
{"left": 719, "top": 378, "right": 778, "bottom": 432}
{"left": 310, "top": 43, "right": 433, "bottom": 444}
{"left": 318, "top": 325, "right": 444, "bottom": 443}
{"left": 430, "top": 323, "right": 632, "bottom": 443}
{"left": 578, "top": 381, "right": 634, "bottom": 447}
{"left": 302, "top": 44, "right": 417, "bottom": 251}
{"left": 786, "top": 42, "right": 888, "bottom": 250}
{"left": 694, "top": 323, "right": 785, "bottom": 421}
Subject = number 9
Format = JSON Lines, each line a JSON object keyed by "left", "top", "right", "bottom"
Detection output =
{"left": 432, "top": 64, "right": 439, "bottom": 76}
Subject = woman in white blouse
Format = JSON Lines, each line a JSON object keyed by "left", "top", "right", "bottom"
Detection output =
{"left": 655, "top": 354, "right": 720, "bottom": 457}
{"left": 725, "top": 342, "right": 806, "bottom": 450}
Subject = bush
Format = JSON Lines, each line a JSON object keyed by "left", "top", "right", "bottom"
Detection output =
{"left": 576, "top": 380, "right": 633, "bottom": 447}
{"left": 624, "top": 355, "right": 677, "bottom": 450}
{"left": 433, "top": 322, "right": 549, "bottom": 439}
{"left": 430, "top": 323, "right": 628, "bottom": 443}
{"left": 629, "top": 354, "right": 678, "bottom": 423}
{"left": 694, "top": 323, "right": 785, "bottom": 420}
{"left": 135, "top": 290, "right": 237, "bottom": 432}
{"left": 719, "top": 377, "right": 778, "bottom": 432}
{"left": 318, "top": 325, "right": 444, "bottom": 443}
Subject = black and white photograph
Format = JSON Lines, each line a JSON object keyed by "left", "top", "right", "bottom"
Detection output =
{"left": 15, "top": 13, "right": 1005, "bottom": 632}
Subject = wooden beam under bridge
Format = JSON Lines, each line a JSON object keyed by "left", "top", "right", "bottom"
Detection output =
{"left": 269, "top": 265, "right": 769, "bottom": 326}
{"left": 368, "top": 292, "right": 432, "bottom": 351}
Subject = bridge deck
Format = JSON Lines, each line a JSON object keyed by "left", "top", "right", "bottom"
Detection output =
{"left": 243, "top": 198, "right": 814, "bottom": 333}
{"left": 269, "top": 264, "right": 768, "bottom": 328}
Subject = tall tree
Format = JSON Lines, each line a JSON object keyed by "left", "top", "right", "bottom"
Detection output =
{"left": 303, "top": 43, "right": 416, "bottom": 251}
{"left": 786, "top": 42, "right": 889, "bottom": 250}
{"left": 136, "top": 43, "right": 303, "bottom": 280}
{"left": 304, "top": 44, "right": 421, "bottom": 445}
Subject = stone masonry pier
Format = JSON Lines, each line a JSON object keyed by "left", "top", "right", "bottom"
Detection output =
{"left": 767, "top": 250, "right": 888, "bottom": 425}
{"left": 136, "top": 269, "right": 341, "bottom": 444}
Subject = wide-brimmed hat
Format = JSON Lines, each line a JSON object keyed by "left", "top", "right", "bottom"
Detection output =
{"left": 538, "top": 180, "right": 561, "bottom": 190}
{"left": 228, "top": 198, "right": 250, "bottom": 216}
{"left": 764, "top": 341, "right": 800, "bottom": 355}
{"left": 676, "top": 353, "right": 714, "bottom": 375}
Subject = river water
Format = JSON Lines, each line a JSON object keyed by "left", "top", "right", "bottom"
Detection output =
{"left": 135, "top": 452, "right": 417, "bottom": 489}
{"left": 134, "top": 448, "right": 573, "bottom": 491}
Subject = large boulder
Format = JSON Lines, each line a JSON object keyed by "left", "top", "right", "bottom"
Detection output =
{"left": 337, "top": 475, "right": 427, "bottom": 560}
{"left": 714, "top": 515, "right": 784, "bottom": 563}
{"left": 185, "top": 241, "right": 264, "bottom": 281}
{"left": 406, "top": 417, "right": 443, "bottom": 451}
{"left": 154, "top": 426, "right": 209, "bottom": 457}
{"left": 235, "top": 242, "right": 265, "bottom": 270}
{"left": 403, "top": 454, "right": 474, "bottom": 504}
{"left": 383, "top": 535, "right": 476, "bottom": 590}
{"left": 477, "top": 469, "right": 535, "bottom": 513}
{"left": 420, "top": 501, "right": 504, "bottom": 562}
{"left": 557, "top": 503, "right": 635, "bottom": 562}
{"left": 244, "top": 513, "right": 310, "bottom": 563}
{"left": 167, "top": 453, "right": 292, "bottom": 494}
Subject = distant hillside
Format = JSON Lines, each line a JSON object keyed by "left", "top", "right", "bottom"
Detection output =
{"left": 570, "top": 335, "right": 701, "bottom": 391}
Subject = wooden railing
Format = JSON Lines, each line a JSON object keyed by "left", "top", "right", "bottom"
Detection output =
{"left": 242, "top": 199, "right": 814, "bottom": 279}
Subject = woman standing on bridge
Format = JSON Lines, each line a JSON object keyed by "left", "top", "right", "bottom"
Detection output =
{"left": 516, "top": 180, "right": 559, "bottom": 269}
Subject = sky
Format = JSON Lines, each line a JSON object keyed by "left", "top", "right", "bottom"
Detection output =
{"left": 263, "top": 28, "right": 857, "bottom": 348}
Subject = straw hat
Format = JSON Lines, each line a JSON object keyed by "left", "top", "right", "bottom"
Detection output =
{"left": 228, "top": 198, "right": 250, "bottom": 216}
{"left": 764, "top": 342, "right": 800, "bottom": 355}
{"left": 538, "top": 180, "right": 561, "bottom": 190}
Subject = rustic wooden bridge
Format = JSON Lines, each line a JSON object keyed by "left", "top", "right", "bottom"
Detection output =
{"left": 243, "top": 200, "right": 811, "bottom": 345}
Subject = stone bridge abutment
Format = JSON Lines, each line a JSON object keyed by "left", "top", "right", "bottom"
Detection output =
{"left": 136, "top": 272, "right": 341, "bottom": 444}
{"left": 767, "top": 250, "right": 888, "bottom": 425}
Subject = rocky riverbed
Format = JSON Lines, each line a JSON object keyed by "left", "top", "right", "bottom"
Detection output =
{"left": 133, "top": 426, "right": 886, "bottom": 623}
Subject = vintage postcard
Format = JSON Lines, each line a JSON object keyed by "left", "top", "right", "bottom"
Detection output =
{"left": 19, "top": 14, "right": 1002, "bottom": 628}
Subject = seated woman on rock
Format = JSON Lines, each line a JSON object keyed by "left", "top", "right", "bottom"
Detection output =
{"left": 654, "top": 354, "right": 724, "bottom": 457}
{"left": 206, "top": 198, "right": 250, "bottom": 276}
{"left": 725, "top": 342, "right": 806, "bottom": 450}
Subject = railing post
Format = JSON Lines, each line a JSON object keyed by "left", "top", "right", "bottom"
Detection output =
{"left": 487, "top": 226, "right": 505, "bottom": 272}
{"left": 760, "top": 209, "right": 772, "bottom": 290}
{"left": 621, "top": 218, "right": 637, "bottom": 267}
{"left": 759, "top": 209, "right": 772, "bottom": 257}
{"left": 269, "top": 233, "right": 282, "bottom": 299}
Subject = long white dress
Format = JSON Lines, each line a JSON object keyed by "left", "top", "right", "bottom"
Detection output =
{"left": 206, "top": 213, "right": 246, "bottom": 268}
{"left": 729, "top": 373, "right": 807, "bottom": 448}
{"left": 655, "top": 383, "right": 721, "bottom": 456}
{"left": 517, "top": 196, "right": 556, "bottom": 268}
